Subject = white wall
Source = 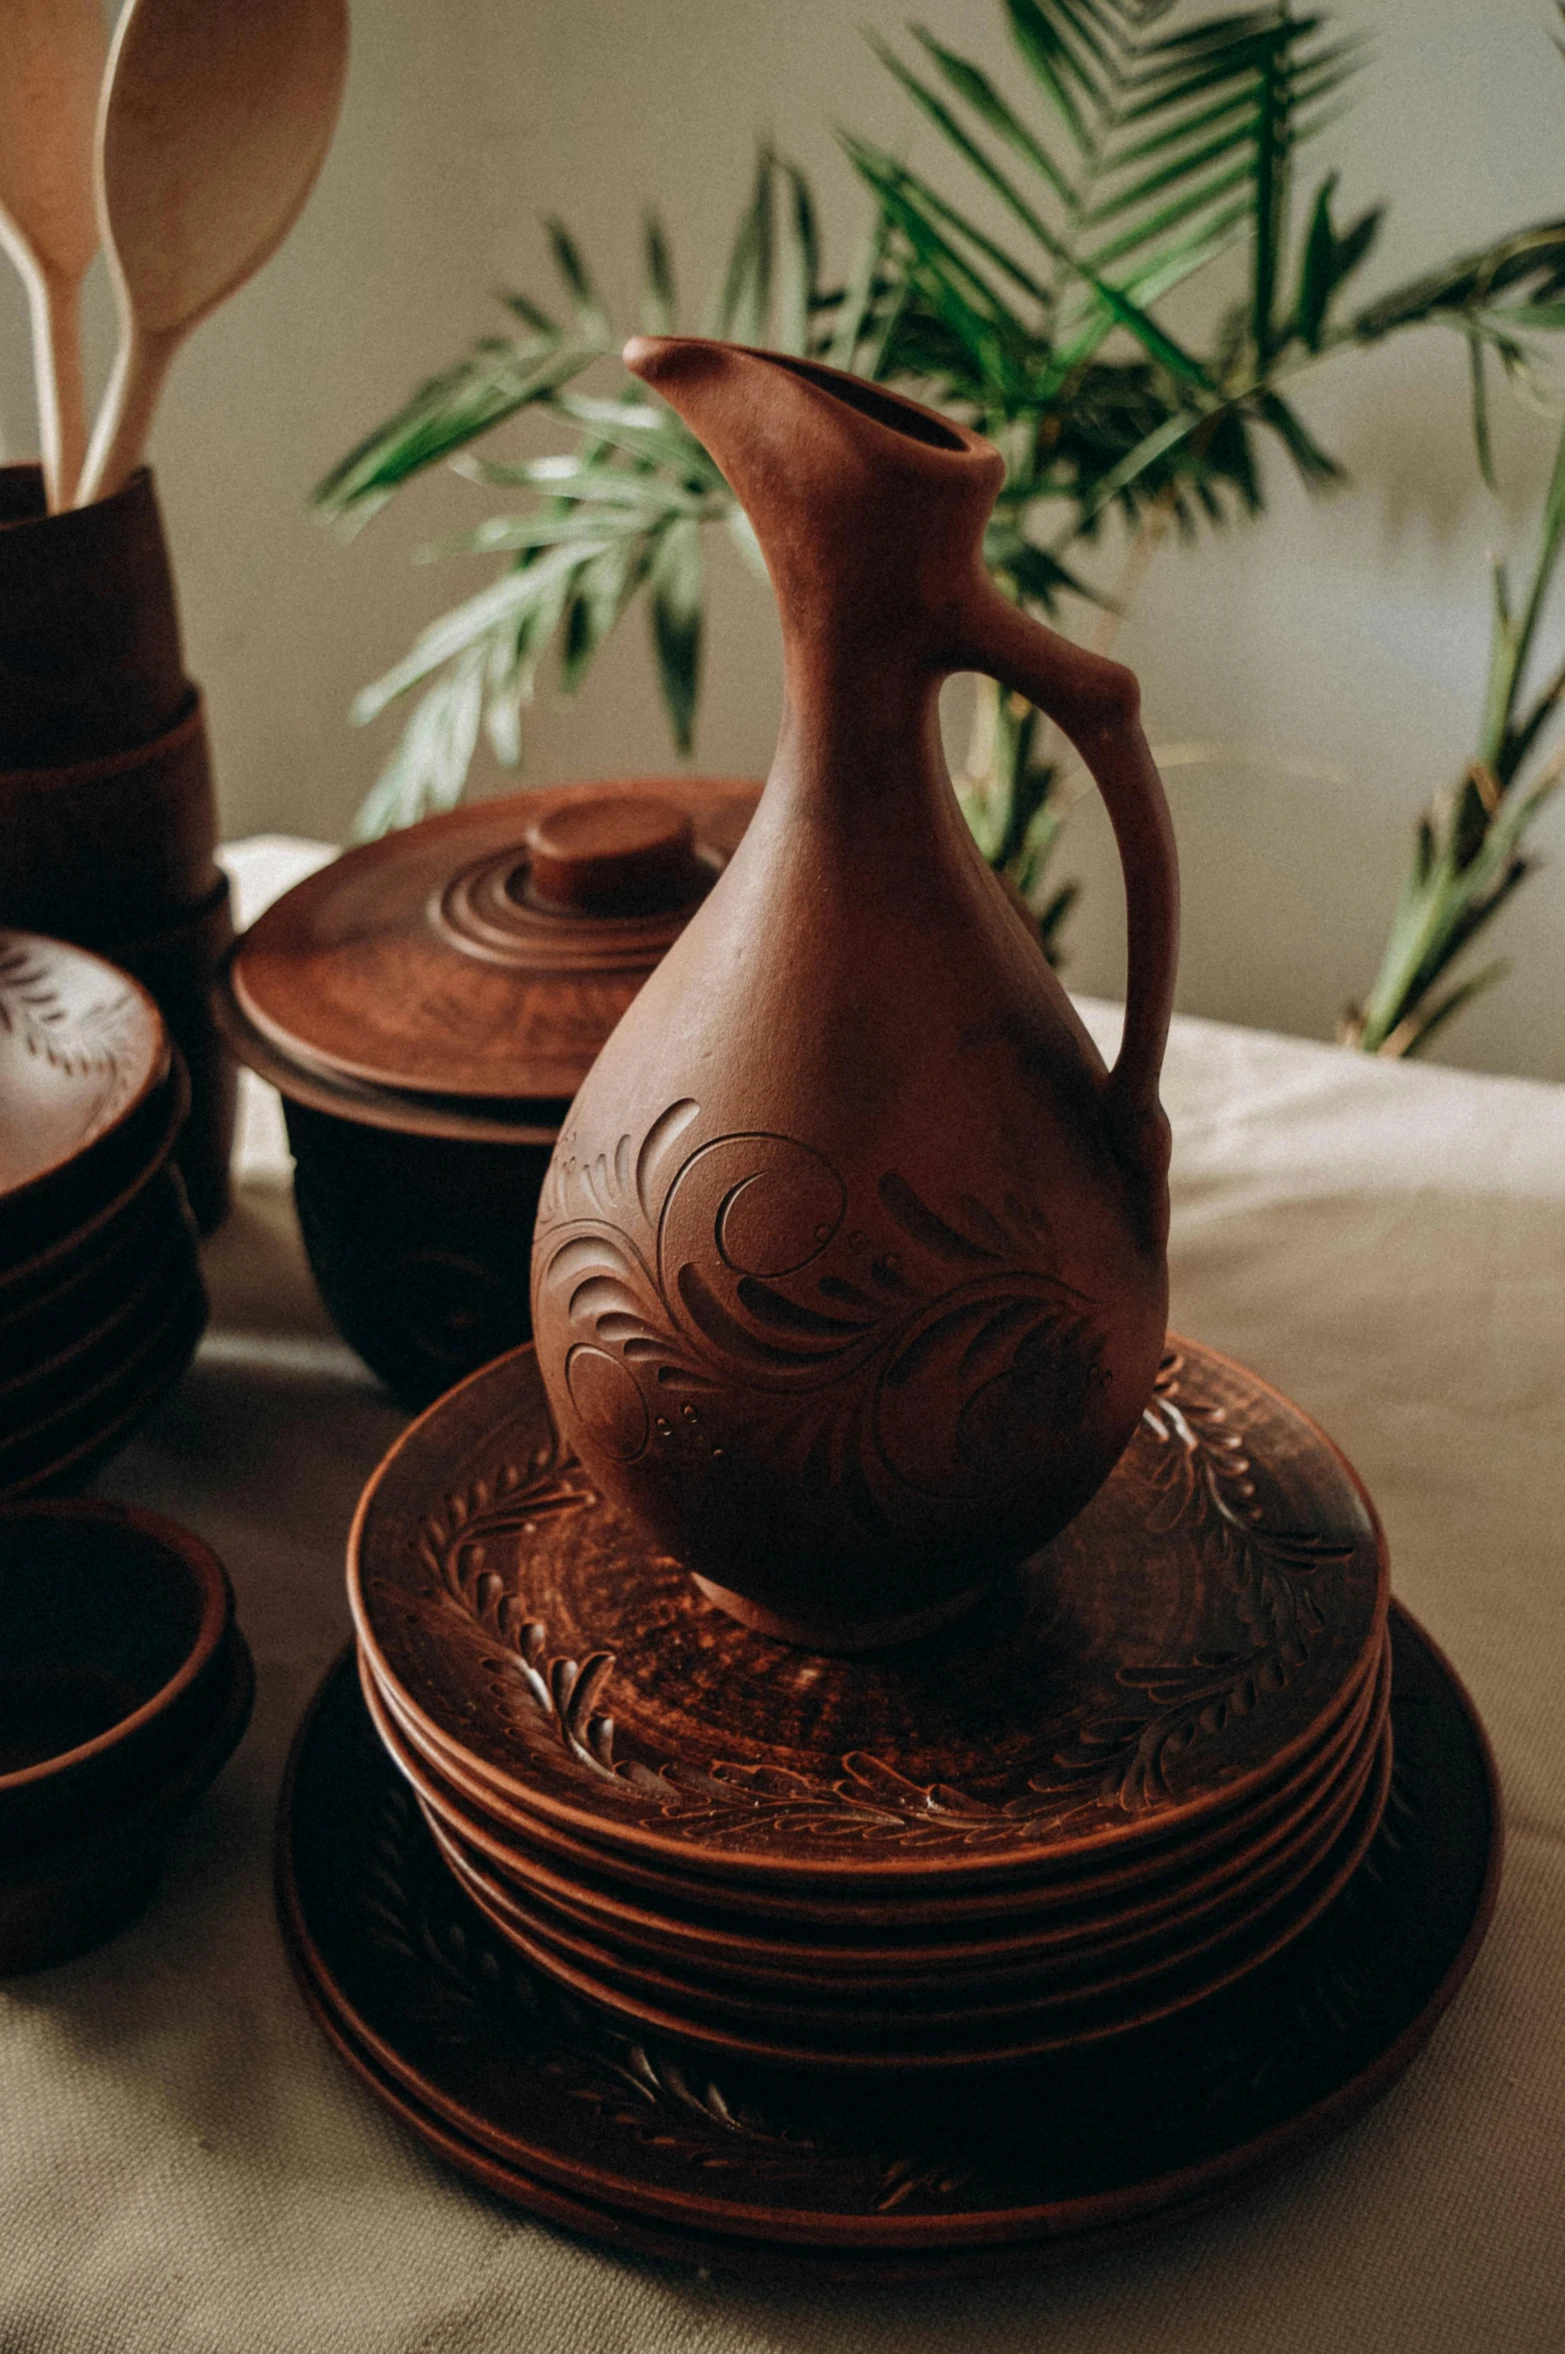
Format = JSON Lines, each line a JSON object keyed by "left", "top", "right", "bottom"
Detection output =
{"left": 3, "top": 0, "right": 1562, "bottom": 1078}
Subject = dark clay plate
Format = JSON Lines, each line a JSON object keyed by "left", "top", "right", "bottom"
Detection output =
{"left": 362, "top": 1617, "right": 1386, "bottom": 1932}
{"left": 279, "top": 1606, "right": 1499, "bottom": 2259}
{"left": 363, "top": 1622, "right": 1385, "bottom": 1959}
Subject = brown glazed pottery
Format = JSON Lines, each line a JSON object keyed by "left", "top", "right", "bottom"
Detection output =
{"left": 216, "top": 780, "right": 757, "bottom": 1406}
{"left": 0, "top": 1503, "right": 232, "bottom": 1840}
{"left": 415, "top": 1735, "right": 1391, "bottom": 2074}
{"left": 361, "top": 1607, "right": 1387, "bottom": 1938}
{"left": 0, "top": 1502, "right": 253, "bottom": 1970}
{"left": 277, "top": 1607, "right": 1501, "bottom": 2271}
{"left": 343, "top": 1334, "right": 1403, "bottom": 2069}
{"left": 363, "top": 1628, "right": 1387, "bottom": 1984}
{"left": 530, "top": 340, "right": 1180, "bottom": 1650}
{"left": 0, "top": 695, "right": 220, "bottom": 932}
{"left": 0, "top": 463, "right": 184, "bottom": 768}
{"left": 0, "top": 1270, "right": 207, "bottom": 1497}
{"left": 349, "top": 1341, "right": 1386, "bottom": 1894}
{"left": 0, "top": 464, "right": 234, "bottom": 1229}
{"left": 0, "top": 933, "right": 169, "bottom": 1250}
{"left": 0, "top": 1055, "right": 189, "bottom": 1318}
{"left": 417, "top": 1718, "right": 1387, "bottom": 2039}
{"left": 361, "top": 1629, "right": 1389, "bottom": 1993}
{"left": 0, "top": 937, "right": 206, "bottom": 1497}
{"left": 0, "top": 1164, "right": 175, "bottom": 1359}
{"left": 0, "top": 1207, "right": 195, "bottom": 1424}
{"left": 107, "top": 869, "right": 236, "bottom": 1235}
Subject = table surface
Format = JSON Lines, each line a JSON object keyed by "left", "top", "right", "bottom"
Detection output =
{"left": 3, "top": 839, "right": 1563, "bottom": 2354}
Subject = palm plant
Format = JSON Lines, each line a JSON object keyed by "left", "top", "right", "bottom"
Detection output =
{"left": 317, "top": 0, "right": 1565, "bottom": 969}
{"left": 848, "top": 0, "right": 1565, "bottom": 927}
{"left": 314, "top": 155, "right": 837, "bottom": 839}
{"left": 1340, "top": 418, "right": 1565, "bottom": 1056}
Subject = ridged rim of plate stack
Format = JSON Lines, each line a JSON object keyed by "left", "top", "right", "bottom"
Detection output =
{"left": 0, "top": 931, "right": 206, "bottom": 1498}
{"left": 347, "top": 1337, "right": 1391, "bottom": 2071}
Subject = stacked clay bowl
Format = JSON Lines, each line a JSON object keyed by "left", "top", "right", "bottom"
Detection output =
{"left": 0, "top": 464, "right": 236, "bottom": 1232}
{"left": 215, "top": 778, "right": 757, "bottom": 1407}
{"left": 0, "top": 1502, "right": 253, "bottom": 1970}
{"left": 0, "top": 933, "right": 206, "bottom": 1498}
{"left": 345, "top": 1338, "right": 1392, "bottom": 2074}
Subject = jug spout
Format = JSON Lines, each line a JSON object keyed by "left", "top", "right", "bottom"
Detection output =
{"left": 624, "top": 336, "right": 1003, "bottom": 665}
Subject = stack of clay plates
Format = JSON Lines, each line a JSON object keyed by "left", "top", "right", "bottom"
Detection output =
{"left": 343, "top": 1338, "right": 1392, "bottom": 2074}
{"left": 0, "top": 931, "right": 205, "bottom": 1497}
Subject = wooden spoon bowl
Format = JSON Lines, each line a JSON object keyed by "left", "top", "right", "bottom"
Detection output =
{"left": 77, "top": 0, "right": 349, "bottom": 505}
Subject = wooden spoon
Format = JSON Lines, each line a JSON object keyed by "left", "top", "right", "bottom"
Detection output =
{"left": 0, "top": 0, "right": 108, "bottom": 512}
{"left": 75, "top": 0, "right": 350, "bottom": 508}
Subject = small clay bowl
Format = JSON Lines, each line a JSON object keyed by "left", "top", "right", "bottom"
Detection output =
{"left": 0, "top": 1620, "right": 253, "bottom": 1973}
{"left": 0, "top": 1503, "right": 234, "bottom": 1849}
{"left": 0, "top": 462, "right": 186, "bottom": 771}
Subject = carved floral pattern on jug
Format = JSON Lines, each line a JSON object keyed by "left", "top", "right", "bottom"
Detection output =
{"left": 532, "top": 1096, "right": 1111, "bottom": 1522}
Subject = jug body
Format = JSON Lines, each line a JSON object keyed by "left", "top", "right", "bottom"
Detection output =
{"left": 531, "top": 341, "right": 1178, "bottom": 1650}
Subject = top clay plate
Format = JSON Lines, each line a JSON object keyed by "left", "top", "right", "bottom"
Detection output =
{"left": 351, "top": 1338, "right": 1389, "bottom": 1889}
{"left": 0, "top": 933, "right": 167, "bottom": 1212}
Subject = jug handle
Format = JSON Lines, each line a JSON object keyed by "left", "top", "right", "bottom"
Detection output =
{"left": 954, "top": 584, "right": 1178, "bottom": 1206}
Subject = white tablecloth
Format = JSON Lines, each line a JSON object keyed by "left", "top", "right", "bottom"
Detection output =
{"left": 3, "top": 841, "right": 1562, "bottom": 2353}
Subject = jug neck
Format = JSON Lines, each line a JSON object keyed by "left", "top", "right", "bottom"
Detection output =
{"left": 767, "top": 645, "right": 956, "bottom": 831}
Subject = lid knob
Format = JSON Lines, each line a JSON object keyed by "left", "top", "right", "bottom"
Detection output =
{"left": 521, "top": 795, "right": 703, "bottom": 917}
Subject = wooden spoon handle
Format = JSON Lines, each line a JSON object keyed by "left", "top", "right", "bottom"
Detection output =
{"left": 74, "top": 321, "right": 176, "bottom": 507}
{"left": 30, "top": 265, "right": 87, "bottom": 512}
{"left": 956, "top": 582, "right": 1178, "bottom": 1206}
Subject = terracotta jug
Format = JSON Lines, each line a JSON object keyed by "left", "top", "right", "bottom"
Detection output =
{"left": 531, "top": 338, "right": 1178, "bottom": 1651}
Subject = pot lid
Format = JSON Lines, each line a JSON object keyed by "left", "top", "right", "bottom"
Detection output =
{"left": 230, "top": 779, "right": 758, "bottom": 1103}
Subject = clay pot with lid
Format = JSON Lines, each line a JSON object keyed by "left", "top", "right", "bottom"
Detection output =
{"left": 215, "top": 779, "right": 757, "bottom": 1406}
{"left": 531, "top": 339, "right": 1179, "bottom": 1652}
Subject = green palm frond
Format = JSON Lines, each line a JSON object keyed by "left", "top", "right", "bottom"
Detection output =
{"left": 1346, "top": 413, "right": 1565, "bottom": 1056}
{"left": 845, "top": 0, "right": 1565, "bottom": 953}
{"left": 321, "top": 0, "right": 1565, "bottom": 996}
{"left": 325, "top": 150, "right": 833, "bottom": 838}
